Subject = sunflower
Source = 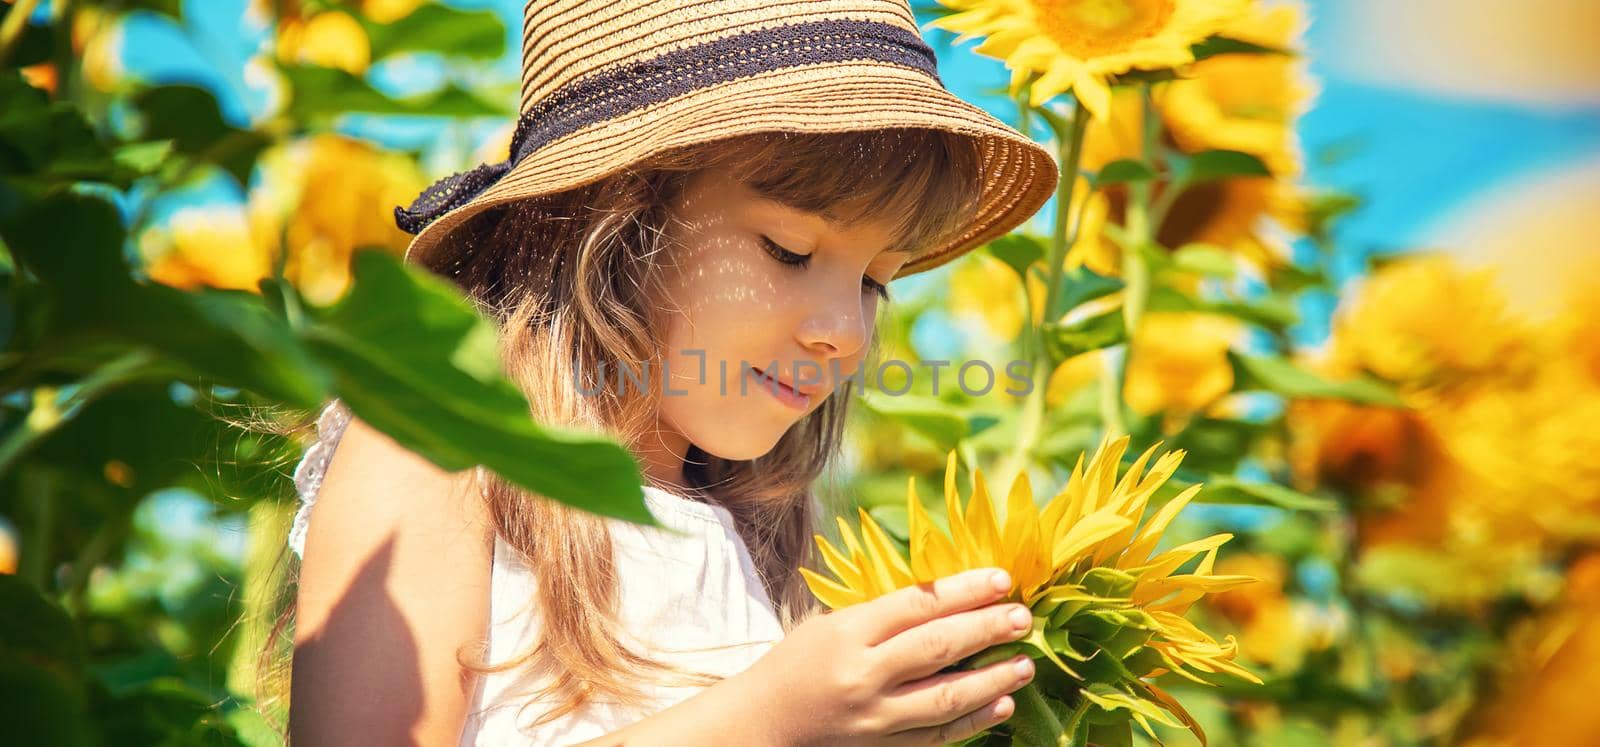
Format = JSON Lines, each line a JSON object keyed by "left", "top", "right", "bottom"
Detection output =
{"left": 926, "top": 0, "right": 1249, "bottom": 120}
{"left": 1156, "top": 1, "right": 1316, "bottom": 176}
{"left": 803, "top": 436, "right": 1260, "bottom": 742}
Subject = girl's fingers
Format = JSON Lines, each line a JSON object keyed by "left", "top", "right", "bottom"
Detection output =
{"left": 873, "top": 602, "right": 1032, "bottom": 683}
{"left": 843, "top": 568, "right": 1011, "bottom": 646}
{"left": 887, "top": 694, "right": 1016, "bottom": 747}
{"left": 881, "top": 654, "right": 1035, "bottom": 733}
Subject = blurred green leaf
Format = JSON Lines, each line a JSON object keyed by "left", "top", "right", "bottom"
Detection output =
{"left": 0, "top": 575, "right": 95, "bottom": 747}
{"left": 1229, "top": 352, "right": 1404, "bottom": 406}
{"left": 0, "top": 73, "right": 135, "bottom": 189}
{"left": 1093, "top": 159, "right": 1157, "bottom": 188}
{"left": 986, "top": 233, "right": 1045, "bottom": 281}
{"left": 1, "top": 193, "right": 329, "bottom": 407}
{"left": 868, "top": 504, "right": 910, "bottom": 543}
{"left": 131, "top": 86, "right": 270, "bottom": 185}
{"left": 1046, "top": 265, "right": 1124, "bottom": 322}
{"left": 1197, "top": 475, "right": 1338, "bottom": 512}
{"left": 1171, "top": 149, "right": 1272, "bottom": 184}
{"left": 858, "top": 389, "right": 968, "bottom": 453}
{"left": 1043, "top": 310, "right": 1125, "bottom": 363}
{"left": 282, "top": 65, "right": 509, "bottom": 122}
{"left": 1168, "top": 244, "right": 1236, "bottom": 278}
{"left": 364, "top": 4, "right": 506, "bottom": 61}
{"left": 1190, "top": 34, "right": 1293, "bottom": 61}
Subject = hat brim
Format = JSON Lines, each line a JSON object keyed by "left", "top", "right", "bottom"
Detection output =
{"left": 401, "top": 61, "right": 1059, "bottom": 280}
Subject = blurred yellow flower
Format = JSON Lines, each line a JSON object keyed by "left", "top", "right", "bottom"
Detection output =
{"left": 926, "top": 0, "right": 1248, "bottom": 120}
{"left": 1157, "top": 176, "right": 1304, "bottom": 271}
{"left": 1433, "top": 369, "right": 1600, "bottom": 544}
{"left": 1062, "top": 175, "right": 1117, "bottom": 275}
{"left": 250, "top": 134, "right": 426, "bottom": 304}
{"left": 362, "top": 0, "right": 425, "bottom": 24}
{"left": 1078, "top": 88, "right": 1304, "bottom": 273}
{"left": 74, "top": 8, "right": 124, "bottom": 92}
{"left": 1461, "top": 552, "right": 1600, "bottom": 747}
{"left": 1045, "top": 349, "right": 1105, "bottom": 407}
{"left": 144, "top": 206, "right": 273, "bottom": 292}
{"left": 1331, "top": 255, "right": 1529, "bottom": 389}
{"left": 949, "top": 253, "right": 1029, "bottom": 341}
{"left": 1157, "top": 1, "right": 1316, "bottom": 176}
{"left": 276, "top": 11, "right": 371, "bottom": 74}
{"left": 1123, "top": 311, "right": 1240, "bottom": 417}
{"left": 1286, "top": 396, "right": 1433, "bottom": 495}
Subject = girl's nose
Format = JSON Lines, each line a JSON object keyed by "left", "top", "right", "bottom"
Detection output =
{"left": 798, "top": 291, "right": 869, "bottom": 360}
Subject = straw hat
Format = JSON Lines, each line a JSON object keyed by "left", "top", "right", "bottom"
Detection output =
{"left": 395, "top": 0, "right": 1059, "bottom": 279}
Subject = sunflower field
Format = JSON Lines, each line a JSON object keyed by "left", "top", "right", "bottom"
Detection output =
{"left": 2, "top": 1, "right": 1597, "bottom": 745}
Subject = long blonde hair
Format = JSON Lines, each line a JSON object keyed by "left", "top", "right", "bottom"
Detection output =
{"left": 264, "top": 127, "right": 984, "bottom": 730}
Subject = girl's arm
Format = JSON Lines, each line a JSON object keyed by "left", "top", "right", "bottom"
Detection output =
{"left": 290, "top": 415, "right": 494, "bottom": 747}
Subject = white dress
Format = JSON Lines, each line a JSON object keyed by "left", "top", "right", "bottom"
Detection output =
{"left": 288, "top": 400, "right": 787, "bottom": 745}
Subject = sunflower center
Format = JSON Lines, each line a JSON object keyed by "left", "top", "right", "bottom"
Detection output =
{"left": 1033, "top": 0, "right": 1176, "bottom": 58}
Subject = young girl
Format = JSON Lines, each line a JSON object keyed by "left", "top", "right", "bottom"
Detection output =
{"left": 285, "top": 1, "right": 1059, "bottom": 744}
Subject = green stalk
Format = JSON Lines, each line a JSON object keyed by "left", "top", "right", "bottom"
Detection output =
{"left": 1111, "top": 87, "right": 1161, "bottom": 415}
{"left": 1008, "top": 682, "right": 1068, "bottom": 747}
{"left": 997, "top": 97, "right": 1089, "bottom": 486}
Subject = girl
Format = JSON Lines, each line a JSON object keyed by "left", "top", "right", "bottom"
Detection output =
{"left": 284, "top": 1, "right": 1059, "bottom": 744}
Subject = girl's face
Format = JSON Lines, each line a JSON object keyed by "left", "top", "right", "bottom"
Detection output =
{"left": 641, "top": 165, "right": 911, "bottom": 482}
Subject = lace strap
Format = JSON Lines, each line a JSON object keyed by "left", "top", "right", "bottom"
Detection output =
{"left": 287, "top": 399, "right": 353, "bottom": 560}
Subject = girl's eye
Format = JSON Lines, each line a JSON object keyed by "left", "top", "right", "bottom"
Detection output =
{"left": 862, "top": 275, "right": 890, "bottom": 302}
{"left": 759, "top": 235, "right": 810, "bottom": 267}
{"left": 761, "top": 235, "right": 890, "bottom": 302}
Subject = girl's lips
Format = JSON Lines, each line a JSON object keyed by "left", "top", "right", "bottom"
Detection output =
{"left": 748, "top": 367, "right": 811, "bottom": 411}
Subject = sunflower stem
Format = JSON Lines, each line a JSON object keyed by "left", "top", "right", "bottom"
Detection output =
{"left": 1111, "top": 87, "right": 1160, "bottom": 431}
{"left": 1008, "top": 682, "right": 1069, "bottom": 747}
{"left": 998, "top": 96, "right": 1089, "bottom": 489}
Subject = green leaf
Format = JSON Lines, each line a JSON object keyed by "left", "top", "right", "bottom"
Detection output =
{"left": 1168, "top": 243, "right": 1236, "bottom": 278}
{"left": 1050, "top": 266, "right": 1124, "bottom": 320}
{"left": 858, "top": 389, "right": 968, "bottom": 452}
{"left": 1229, "top": 352, "right": 1404, "bottom": 405}
{"left": 302, "top": 250, "right": 654, "bottom": 525}
{"left": 1, "top": 193, "right": 329, "bottom": 408}
{"left": 131, "top": 85, "right": 270, "bottom": 185}
{"left": 112, "top": 140, "right": 175, "bottom": 176}
{"left": 1196, "top": 475, "right": 1338, "bottom": 512}
{"left": 0, "top": 73, "right": 134, "bottom": 189}
{"left": 1093, "top": 159, "right": 1157, "bottom": 188}
{"left": 1191, "top": 34, "right": 1293, "bottom": 62}
{"left": 282, "top": 65, "right": 510, "bottom": 122}
{"left": 985, "top": 233, "right": 1045, "bottom": 281}
{"left": 1172, "top": 149, "right": 1272, "bottom": 184}
{"left": 1042, "top": 310, "right": 1125, "bottom": 363}
{"left": 1085, "top": 721, "right": 1134, "bottom": 747}
{"left": 1107, "top": 68, "right": 1180, "bottom": 87}
{"left": 868, "top": 504, "right": 910, "bottom": 543}
{"left": 364, "top": 4, "right": 507, "bottom": 61}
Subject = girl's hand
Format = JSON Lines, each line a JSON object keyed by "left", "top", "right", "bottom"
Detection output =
{"left": 741, "top": 567, "right": 1035, "bottom": 746}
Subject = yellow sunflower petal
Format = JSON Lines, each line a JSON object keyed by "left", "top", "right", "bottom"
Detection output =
{"left": 1121, "top": 483, "right": 1205, "bottom": 567}
{"left": 800, "top": 566, "right": 867, "bottom": 610}
{"left": 963, "top": 467, "right": 1005, "bottom": 569}
{"left": 813, "top": 533, "right": 867, "bottom": 593}
{"left": 858, "top": 506, "right": 917, "bottom": 590}
{"left": 1052, "top": 509, "right": 1134, "bottom": 571}
{"left": 907, "top": 476, "right": 964, "bottom": 583}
